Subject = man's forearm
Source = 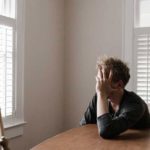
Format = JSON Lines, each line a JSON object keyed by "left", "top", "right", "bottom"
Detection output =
{"left": 97, "top": 93, "right": 109, "bottom": 118}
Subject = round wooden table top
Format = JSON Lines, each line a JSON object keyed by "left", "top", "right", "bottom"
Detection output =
{"left": 31, "top": 124, "right": 150, "bottom": 150}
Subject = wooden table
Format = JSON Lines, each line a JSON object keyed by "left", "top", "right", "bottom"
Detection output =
{"left": 31, "top": 125, "right": 150, "bottom": 150}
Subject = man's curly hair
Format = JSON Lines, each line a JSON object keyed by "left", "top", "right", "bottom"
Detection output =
{"left": 97, "top": 56, "right": 130, "bottom": 87}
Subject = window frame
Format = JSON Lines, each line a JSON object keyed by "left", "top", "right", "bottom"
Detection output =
{"left": 0, "top": 0, "right": 26, "bottom": 138}
{"left": 122, "top": 0, "right": 135, "bottom": 91}
{"left": 122, "top": 0, "right": 150, "bottom": 103}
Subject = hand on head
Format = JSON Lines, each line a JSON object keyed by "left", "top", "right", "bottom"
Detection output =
{"left": 95, "top": 65, "right": 119, "bottom": 99}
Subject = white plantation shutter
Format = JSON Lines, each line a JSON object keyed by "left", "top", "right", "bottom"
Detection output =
{"left": 134, "top": 27, "right": 150, "bottom": 103}
{"left": 0, "top": 25, "right": 15, "bottom": 117}
{"left": 133, "top": 0, "right": 150, "bottom": 104}
{"left": 0, "top": 0, "right": 16, "bottom": 118}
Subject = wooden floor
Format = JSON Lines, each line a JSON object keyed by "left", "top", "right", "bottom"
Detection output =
{"left": 31, "top": 124, "right": 150, "bottom": 150}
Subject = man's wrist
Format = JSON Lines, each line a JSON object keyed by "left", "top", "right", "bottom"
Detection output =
{"left": 97, "top": 92, "right": 107, "bottom": 100}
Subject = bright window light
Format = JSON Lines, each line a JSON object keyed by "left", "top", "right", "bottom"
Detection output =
{"left": 0, "top": 25, "right": 14, "bottom": 117}
{"left": 0, "top": 0, "right": 16, "bottom": 18}
{"left": 140, "top": 0, "right": 150, "bottom": 27}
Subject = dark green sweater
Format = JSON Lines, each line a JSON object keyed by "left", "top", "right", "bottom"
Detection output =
{"left": 80, "top": 90, "right": 150, "bottom": 139}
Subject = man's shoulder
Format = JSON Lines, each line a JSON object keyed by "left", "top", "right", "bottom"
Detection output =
{"left": 124, "top": 89, "right": 145, "bottom": 104}
{"left": 121, "top": 89, "right": 147, "bottom": 112}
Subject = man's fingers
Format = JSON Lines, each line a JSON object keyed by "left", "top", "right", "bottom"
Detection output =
{"left": 108, "top": 70, "right": 113, "bottom": 82}
{"left": 103, "top": 68, "right": 106, "bottom": 80}
{"left": 98, "top": 66, "right": 103, "bottom": 80}
{"left": 96, "top": 76, "right": 100, "bottom": 82}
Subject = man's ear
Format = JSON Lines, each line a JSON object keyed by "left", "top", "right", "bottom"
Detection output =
{"left": 117, "top": 80, "right": 124, "bottom": 89}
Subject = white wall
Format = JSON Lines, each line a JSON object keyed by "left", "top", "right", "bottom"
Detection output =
{"left": 9, "top": 0, "right": 64, "bottom": 150}
{"left": 64, "top": 0, "right": 123, "bottom": 129}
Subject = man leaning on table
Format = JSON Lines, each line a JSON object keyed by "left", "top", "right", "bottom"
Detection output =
{"left": 80, "top": 56, "right": 150, "bottom": 139}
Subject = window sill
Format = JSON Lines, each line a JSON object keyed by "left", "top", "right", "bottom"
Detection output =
{"left": 4, "top": 121, "right": 26, "bottom": 139}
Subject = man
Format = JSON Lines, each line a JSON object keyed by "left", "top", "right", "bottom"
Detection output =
{"left": 80, "top": 57, "right": 150, "bottom": 139}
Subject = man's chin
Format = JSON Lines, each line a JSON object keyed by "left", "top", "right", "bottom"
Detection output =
{"left": 108, "top": 96, "right": 114, "bottom": 102}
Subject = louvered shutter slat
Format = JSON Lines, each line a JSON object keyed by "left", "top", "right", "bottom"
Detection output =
{"left": 0, "top": 25, "right": 14, "bottom": 117}
{"left": 135, "top": 28, "right": 150, "bottom": 103}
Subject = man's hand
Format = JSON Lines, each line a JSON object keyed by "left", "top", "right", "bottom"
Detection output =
{"left": 95, "top": 65, "right": 116, "bottom": 99}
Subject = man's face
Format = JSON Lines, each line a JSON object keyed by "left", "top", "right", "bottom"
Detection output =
{"left": 108, "top": 81, "right": 123, "bottom": 100}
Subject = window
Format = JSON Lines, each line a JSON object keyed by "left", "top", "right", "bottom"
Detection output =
{"left": 0, "top": 0, "right": 25, "bottom": 138}
{"left": 123, "top": 0, "right": 150, "bottom": 103}
{"left": 0, "top": 0, "right": 16, "bottom": 118}
{"left": 134, "top": 0, "right": 150, "bottom": 103}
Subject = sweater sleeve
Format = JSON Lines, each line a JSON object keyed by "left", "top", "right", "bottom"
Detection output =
{"left": 97, "top": 103, "right": 145, "bottom": 139}
{"left": 80, "top": 93, "right": 97, "bottom": 125}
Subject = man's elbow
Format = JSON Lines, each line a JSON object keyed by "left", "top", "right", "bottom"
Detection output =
{"left": 99, "top": 127, "right": 115, "bottom": 139}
